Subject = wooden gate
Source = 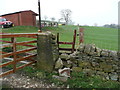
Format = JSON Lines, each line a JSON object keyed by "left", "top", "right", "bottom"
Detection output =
{"left": 0, "top": 33, "right": 37, "bottom": 77}
{"left": 57, "top": 30, "right": 77, "bottom": 54}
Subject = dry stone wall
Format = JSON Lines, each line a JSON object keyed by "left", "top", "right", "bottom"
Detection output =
{"left": 36, "top": 32, "right": 119, "bottom": 82}
{"left": 55, "top": 44, "right": 120, "bottom": 82}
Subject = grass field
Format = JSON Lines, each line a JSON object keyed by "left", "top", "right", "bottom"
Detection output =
{"left": 1, "top": 25, "right": 118, "bottom": 51}
{"left": 43, "top": 25, "right": 118, "bottom": 51}
{"left": 1, "top": 26, "right": 119, "bottom": 88}
{"left": 83, "top": 26, "right": 118, "bottom": 51}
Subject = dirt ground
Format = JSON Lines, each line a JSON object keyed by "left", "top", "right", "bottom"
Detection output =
{"left": 1, "top": 70, "right": 59, "bottom": 89}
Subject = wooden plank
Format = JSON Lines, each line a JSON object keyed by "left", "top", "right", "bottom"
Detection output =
{"left": 1, "top": 54, "right": 36, "bottom": 68}
{"left": 16, "top": 54, "right": 37, "bottom": 62}
{"left": 0, "top": 40, "right": 37, "bottom": 44}
{"left": 0, "top": 40, "right": 36, "bottom": 48}
{"left": 16, "top": 40, "right": 37, "bottom": 47}
{"left": 16, "top": 61, "right": 36, "bottom": 71}
{"left": 19, "top": 44, "right": 36, "bottom": 47}
{"left": 0, "top": 61, "right": 36, "bottom": 77}
{"left": 24, "top": 53, "right": 37, "bottom": 61}
{"left": 15, "top": 47, "right": 37, "bottom": 55}
{"left": 0, "top": 43, "right": 13, "bottom": 48}
{"left": 0, "top": 40, "right": 12, "bottom": 43}
{"left": 0, "top": 33, "right": 38, "bottom": 38}
{"left": 16, "top": 40, "right": 37, "bottom": 46}
{"left": 58, "top": 42, "right": 73, "bottom": 45}
{"left": 0, "top": 60, "right": 14, "bottom": 68}
{"left": 25, "top": 52, "right": 35, "bottom": 55}
{"left": 0, "top": 52, "right": 13, "bottom": 59}
{"left": 4, "top": 57, "right": 32, "bottom": 64}
{"left": 0, "top": 69, "right": 14, "bottom": 78}
{"left": 0, "top": 47, "right": 37, "bottom": 59}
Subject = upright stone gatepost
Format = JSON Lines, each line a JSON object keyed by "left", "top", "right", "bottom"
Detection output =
{"left": 37, "top": 32, "right": 59, "bottom": 72}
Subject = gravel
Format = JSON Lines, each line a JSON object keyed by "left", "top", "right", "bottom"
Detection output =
{"left": 1, "top": 71, "right": 59, "bottom": 88}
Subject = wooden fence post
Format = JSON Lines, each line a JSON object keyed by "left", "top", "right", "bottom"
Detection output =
{"left": 72, "top": 30, "right": 77, "bottom": 53}
{"left": 11, "top": 37, "right": 14, "bottom": 50}
{"left": 13, "top": 37, "right": 17, "bottom": 73}
{"left": 57, "top": 33, "right": 59, "bottom": 52}
{"left": 79, "top": 28, "right": 84, "bottom": 44}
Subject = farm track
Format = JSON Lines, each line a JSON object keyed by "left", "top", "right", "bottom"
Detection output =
{"left": 1, "top": 68, "right": 59, "bottom": 88}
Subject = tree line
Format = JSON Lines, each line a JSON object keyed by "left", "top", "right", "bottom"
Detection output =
{"left": 103, "top": 24, "right": 119, "bottom": 29}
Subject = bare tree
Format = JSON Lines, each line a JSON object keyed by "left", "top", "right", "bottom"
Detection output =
{"left": 60, "top": 9, "right": 72, "bottom": 25}
{"left": 58, "top": 18, "right": 63, "bottom": 22}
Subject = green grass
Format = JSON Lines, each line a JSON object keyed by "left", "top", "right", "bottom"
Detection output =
{"left": 42, "top": 25, "right": 118, "bottom": 51}
{"left": 18, "top": 66, "right": 120, "bottom": 88}
{"left": 3, "top": 61, "right": 120, "bottom": 88}
{"left": 83, "top": 26, "right": 118, "bottom": 51}
{"left": 1, "top": 26, "right": 38, "bottom": 33}
{"left": 1, "top": 25, "right": 119, "bottom": 88}
{"left": 1, "top": 25, "right": 118, "bottom": 51}
{"left": 67, "top": 72, "right": 120, "bottom": 88}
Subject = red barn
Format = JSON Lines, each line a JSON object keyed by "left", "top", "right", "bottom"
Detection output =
{"left": 1, "top": 10, "right": 38, "bottom": 26}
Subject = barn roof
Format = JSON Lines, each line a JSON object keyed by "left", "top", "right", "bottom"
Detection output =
{"left": 0, "top": 10, "right": 38, "bottom": 16}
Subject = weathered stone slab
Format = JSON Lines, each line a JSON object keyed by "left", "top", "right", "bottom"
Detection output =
{"left": 109, "top": 51, "right": 118, "bottom": 58}
{"left": 89, "top": 44, "right": 96, "bottom": 55}
{"left": 109, "top": 73, "right": 118, "bottom": 81}
{"left": 37, "top": 32, "right": 58, "bottom": 72}
{"left": 101, "top": 49, "right": 109, "bottom": 57}
{"left": 58, "top": 68, "right": 71, "bottom": 77}
{"left": 78, "top": 61, "right": 91, "bottom": 68}
{"left": 72, "top": 67, "right": 82, "bottom": 72}
{"left": 95, "top": 47, "right": 101, "bottom": 56}
{"left": 60, "top": 53, "right": 69, "bottom": 60}
{"left": 78, "top": 43, "right": 85, "bottom": 52}
{"left": 100, "top": 62, "right": 113, "bottom": 72}
{"left": 84, "top": 44, "right": 92, "bottom": 54}
{"left": 55, "top": 58, "right": 63, "bottom": 69}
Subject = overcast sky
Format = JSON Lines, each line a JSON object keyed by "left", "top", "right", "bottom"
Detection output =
{"left": 0, "top": 0, "right": 119, "bottom": 26}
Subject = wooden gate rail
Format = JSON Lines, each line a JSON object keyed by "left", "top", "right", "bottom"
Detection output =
{"left": 0, "top": 33, "right": 38, "bottom": 78}
{"left": 57, "top": 30, "right": 77, "bottom": 53}
{"left": 0, "top": 51, "right": 6, "bottom": 54}
{"left": 0, "top": 33, "right": 37, "bottom": 38}
{"left": 0, "top": 61, "right": 36, "bottom": 78}
{"left": 0, "top": 40, "right": 37, "bottom": 48}
{"left": 0, "top": 54, "right": 37, "bottom": 68}
{"left": 0, "top": 47, "right": 37, "bottom": 59}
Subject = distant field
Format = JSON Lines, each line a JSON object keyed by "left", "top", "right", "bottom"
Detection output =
{"left": 83, "top": 26, "right": 118, "bottom": 51}
{"left": 1, "top": 25, "right": 118, "bottom": 51}
{"left": 42, "top": 25, "right": 118, "bottom": 51}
